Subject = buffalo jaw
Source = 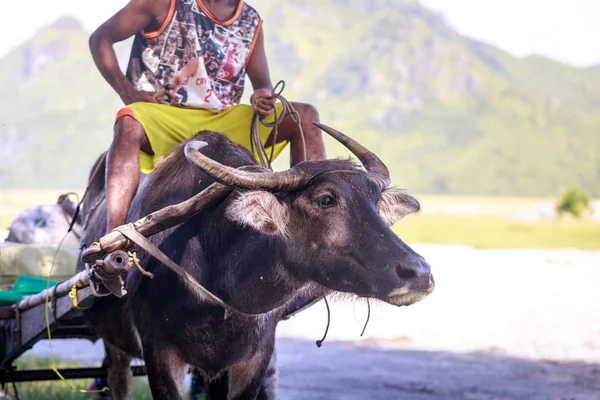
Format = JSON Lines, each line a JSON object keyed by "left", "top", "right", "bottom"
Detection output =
{"left": 384, "top": 275, "right": 435, "bottom": 307}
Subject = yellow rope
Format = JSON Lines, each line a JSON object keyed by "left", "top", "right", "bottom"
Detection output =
{"left": 43, "top": 231, "right": 109, "bottom": 394}
{"left": 68, "top": 281, "right": 91, "bottom": 310}
{"left": 68, "top": 282, "right": 79, "bottom": 308}
{"left": 128, "top": 251, "right": 154, "bottom": 278}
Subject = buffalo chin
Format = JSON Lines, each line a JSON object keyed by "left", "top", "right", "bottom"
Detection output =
{"left": 385, "top": 290, "right": 430, "bottom": 307}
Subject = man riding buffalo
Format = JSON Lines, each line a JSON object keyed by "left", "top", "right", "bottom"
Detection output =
{"left": 84, "top": 0, "right": 326, "bottom": 397}
{"left": 83, "top": 0, "right": 326, "bottom": 260}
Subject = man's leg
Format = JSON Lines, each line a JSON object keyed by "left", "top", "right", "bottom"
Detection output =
{"left": 82, "top": 116, "right": 152, "bottom": 261}
{"left": 105, "top": 116, "right": 153, "bottom": 234}
{"left": 267, "top": 102, "right": 326, "bottom": 166}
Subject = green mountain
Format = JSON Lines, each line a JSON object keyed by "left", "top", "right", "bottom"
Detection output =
{"left": 1, "top": 1, "right": 599, "bottom": 197}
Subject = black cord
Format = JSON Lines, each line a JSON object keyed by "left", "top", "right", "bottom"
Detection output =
{"left": 360, "top": 298, "right": 371, "bottom": 337}
{"left": 316, "top": 295, "right": 330, "bottom": 348}
{"left": 68, "top": 205, "right": 80, "bottom": 233}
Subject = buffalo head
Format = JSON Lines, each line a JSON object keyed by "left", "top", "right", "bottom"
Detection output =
{"left": 184, "top": 123, "right": 434, "bottom": 307}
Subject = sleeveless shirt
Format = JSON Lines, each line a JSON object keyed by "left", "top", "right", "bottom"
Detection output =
{"left": 125, "top": 0, "right": 262, "bottom": 111}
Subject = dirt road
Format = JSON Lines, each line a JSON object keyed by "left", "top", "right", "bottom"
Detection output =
{"left": 26, "top": 244, "right": 600, "bottom": 399}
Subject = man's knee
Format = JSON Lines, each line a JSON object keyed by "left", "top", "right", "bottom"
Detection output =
{"left": 114, "top": 116, "right": 152, "bottom": 154}
{"left": 291, "top": 102, "right": 320, "bottom": 124}
{"left": 114, "top": 116, "right": 143, "bottom": 141}
{"left": 290, "top": 102, "right": 322, "bottom": 142}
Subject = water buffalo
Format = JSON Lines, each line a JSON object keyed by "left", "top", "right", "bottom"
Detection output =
{"left": 76, "top": 123, "right": 434, "bottom": 400}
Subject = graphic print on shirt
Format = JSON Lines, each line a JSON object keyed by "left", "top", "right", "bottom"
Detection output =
{"left": 125, "top": 0, "right": 262, "bottom": 112}
{"left": 172, "top": 57, "right": 224, "bottom": 112}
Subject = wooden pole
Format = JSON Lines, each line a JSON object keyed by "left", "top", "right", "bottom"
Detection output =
{"left": 97, "top": 182, "right": 233, "bottom": 254}
{"left": 19, "top": 167, "right": 265, "bottom": 311}
{"left": 95, "top": 164, "right": 271, "bottom": 254}
{"left": 14, "top": 270, "right": 91, "bottom": 312}
{"left": 15, "top": 251, "right": 129, "bottom": 313}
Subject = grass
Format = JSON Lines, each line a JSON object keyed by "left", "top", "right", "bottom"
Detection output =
{"left": 1, "top": 190, "right": 599, "bottom": 250}
{"left": 394, "top": 214, "right": 600, "bottom": 250}
{"left": 3, "top": 356, "right": 153, "bottom": 400}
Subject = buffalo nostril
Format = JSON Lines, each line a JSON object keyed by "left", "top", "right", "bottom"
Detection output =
{"left": 396, "top": 265, "right": 417, "bottom": 281}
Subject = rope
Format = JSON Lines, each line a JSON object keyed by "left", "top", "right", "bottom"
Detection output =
{"left": 113, "top": 224, "right": 264, "bottom": 318}
{"left": 360, "top": 298, "right": 371, "bottom": 337}
{"left": 42, "top": 231, "right": 109, "bottom": 394}
{"left": 51, "top": 284, "right": 60, "bottom": 322}
{"left": 57, "top": 192, "right": 82, "bottom": 240}
{"left": 11, "top": 381, "right": 20, "bottom": 400}
{"left": 68, "top": 281, "right": 93, "bottom": 310}
{"left": 62, "top": 152, "right": 108, "bottom": 238}
{"left": 40, "top": 165, "right": 113, "bottom": 393}
{"left": 250, "top": 80, "right": 307, "bottom": 170}
{"left": 57, "top": 191, "right": 80, "bottom": 205}
{"left": 68, "top": 282, "right": 80, "bottom": 308}
{"left": 127, "top": 250, "right": 154, "bottom": 278}
{"left": 315, "top": 295, "right": 330, "bottom": 348}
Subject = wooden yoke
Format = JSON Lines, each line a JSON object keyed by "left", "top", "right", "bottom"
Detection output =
{"left": 94, "top": 163, "right": 271, "bottom": 257}
{"left": 97, "top": 182, "right": 233, "bottom": 255}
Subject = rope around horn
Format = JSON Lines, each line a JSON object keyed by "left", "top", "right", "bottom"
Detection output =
{"left": 250, "top": 80, "right": 307, "bottom": 170}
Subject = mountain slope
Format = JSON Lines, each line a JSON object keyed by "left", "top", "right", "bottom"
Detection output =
{"left": 0, "top": 2, "right": 598, "bottom": 197}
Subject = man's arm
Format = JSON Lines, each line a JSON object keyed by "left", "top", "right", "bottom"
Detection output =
{"left": 246, "top": 26, "right": 274, "bottom": 118}
{"left": 89, "top": 0, "right": 167, "bottom": 105}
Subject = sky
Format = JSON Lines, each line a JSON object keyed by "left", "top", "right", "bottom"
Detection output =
{"left": 0, "top": 0, "right": 598, "bottom": 67}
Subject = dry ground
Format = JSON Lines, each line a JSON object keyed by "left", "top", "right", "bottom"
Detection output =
{"left": 22, "top": 244, "right": 600, "bottom": 399}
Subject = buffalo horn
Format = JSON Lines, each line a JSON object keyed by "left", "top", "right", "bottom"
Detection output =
{"left": 184, "top": 141, "right": 311, "bottom": 191}
{"left": 312, "top": 122, "right": 391, "bottom": 190}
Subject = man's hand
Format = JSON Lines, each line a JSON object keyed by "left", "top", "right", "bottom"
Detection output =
{"left": 121, "top": 88, "right": 159, "bottom": 105}
{"left": 251, "top": 88, "right": 274, "bottom": 118}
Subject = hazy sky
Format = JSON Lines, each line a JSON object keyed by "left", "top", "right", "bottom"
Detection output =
{"left": 0, "top": 0, "right": 598, "bottom": 67}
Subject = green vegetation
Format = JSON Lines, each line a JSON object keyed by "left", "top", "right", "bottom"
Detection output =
{"left": 6, "top": 356, "right": 153, "bottom": 400}
{"left": 1, "top": 190, "right": 598, "bottom": 250}
{"left": 394, "top": 214, "right": 600, "bottom": 250}
{"left": 556, "top": 187, "right": 591, "bottom": 218}
{"left": 0, "top": 1, "right": 599, "bottom": 197}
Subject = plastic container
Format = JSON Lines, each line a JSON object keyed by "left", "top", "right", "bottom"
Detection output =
{"left": 11, "top": 275, "right": 57, "bottom": 295}
{"left": 0, "top": 275, "right": 57, "bottom": 306}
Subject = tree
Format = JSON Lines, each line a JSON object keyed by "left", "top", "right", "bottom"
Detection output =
{"left": 556, "top": 187, "right": 591, "bottom": 218}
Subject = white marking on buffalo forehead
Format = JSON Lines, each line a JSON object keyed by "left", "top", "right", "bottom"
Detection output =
{"left": 225, "top": 191, "right": 290, "bottom": 237}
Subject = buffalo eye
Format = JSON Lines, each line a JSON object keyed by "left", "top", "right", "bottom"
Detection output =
{"left": 316, "top": 194, "right": 336, "bottom": 209}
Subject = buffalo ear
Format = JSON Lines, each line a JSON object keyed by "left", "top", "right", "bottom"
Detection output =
{"left": 378, "top": 188, "right": 420, "bottom": 226}
{"left": 225, "top": 191, "right": 290, "bottom": 236}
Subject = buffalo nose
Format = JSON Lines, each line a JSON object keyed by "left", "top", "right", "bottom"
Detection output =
{"left": 395, "top": 264, "right": 418, "bottom": 281}
{"left": 396, "top": 258, "right": 433, "bottom": 291}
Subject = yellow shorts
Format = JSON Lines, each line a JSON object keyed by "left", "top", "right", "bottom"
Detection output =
{"left": 115, "top": 102, "right": 288, "bottom": 175}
